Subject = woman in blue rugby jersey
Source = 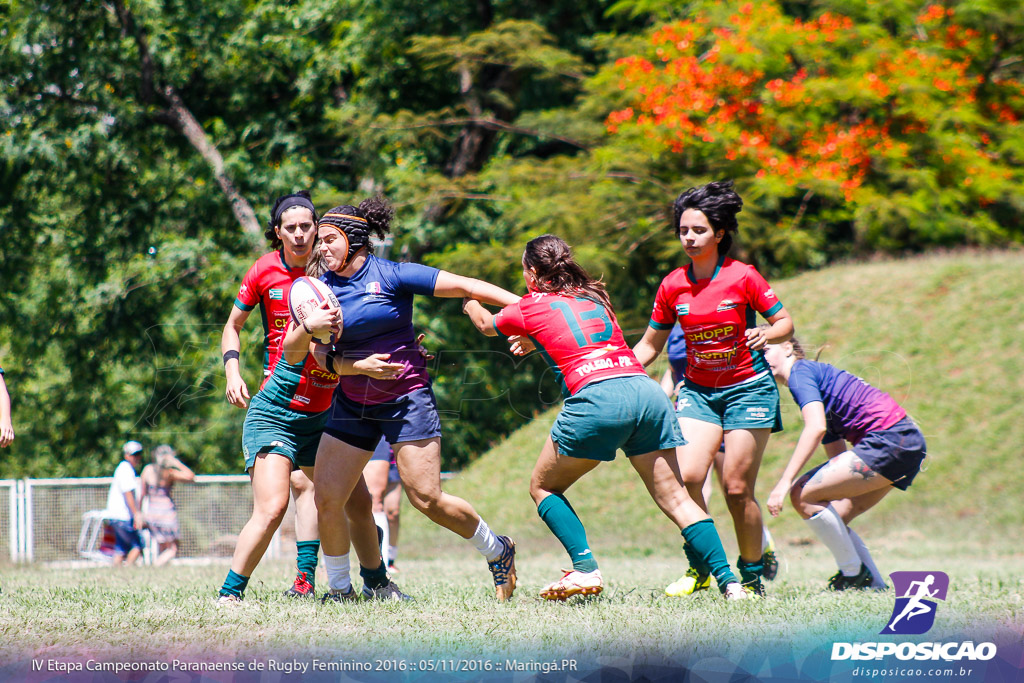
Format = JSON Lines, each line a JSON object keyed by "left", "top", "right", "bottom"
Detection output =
{"left": 764, "top": 339, "right": 926, "bottom": 591}
{"left": 312, "top": 195, "right": 522, "bottom": 603}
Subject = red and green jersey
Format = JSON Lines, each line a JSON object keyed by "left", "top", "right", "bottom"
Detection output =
{"left": 234, "top": 251, "right": 339, "bottom": 412}
{"left": 234, "top": 249, "right": 305, "bottom": 374}
{"left": 258, "top": 346, "right": 341, "bottom": 414}
{"left": 494, "top": 292, "right": 645, "bottom": 397}
{"left": 650, "top": 256, "right": 783, "bottom": 388}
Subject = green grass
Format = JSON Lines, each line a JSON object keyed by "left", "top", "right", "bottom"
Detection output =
{"left": 1, "top": 251, "right": 1022, "bottom": 677}
{"left": 0, "top": 550, "right": 1020, "bottom": 663}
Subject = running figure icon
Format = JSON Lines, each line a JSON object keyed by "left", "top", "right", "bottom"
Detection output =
{"left": 881, "top": 571, "right": 949, "bottom": 635}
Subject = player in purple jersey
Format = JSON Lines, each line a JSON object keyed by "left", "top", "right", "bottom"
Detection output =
{"left": 764, "top": 339, "right": 926, "bottom": 591}
{"left": 312, "top": 195, "right": 523, "bottom": 603}
{"left": 464, "top": 235, "right": 748, "bottom": 601}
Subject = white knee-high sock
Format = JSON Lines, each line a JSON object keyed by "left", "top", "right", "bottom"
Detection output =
{"left": 323, "top": 553, "right": 351, "bottom": 592}
{"left": 848, "top": 528, "right": 887, "bottom": 589}
{"left": 762, "top": 525, "right": 774, "bottom": 553}
{"left": 805, "top": 505, "right": 861, "bottom": 576}
{"left": 470, "top": 518, "right": 503, "bottom": 562}
{"left": 373, "top": 510, "right": 390, "bottom": 565}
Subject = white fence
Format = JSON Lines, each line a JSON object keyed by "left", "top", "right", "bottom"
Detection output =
{"left": 1, "top": 475, "right": 291, "bottom": 565}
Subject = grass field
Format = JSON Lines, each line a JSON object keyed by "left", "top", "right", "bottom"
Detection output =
{"left": 1, "top": 251, "right": 1022, "bottom": 681}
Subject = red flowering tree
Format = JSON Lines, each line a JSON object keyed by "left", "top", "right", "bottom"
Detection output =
{"left": 605, "top": 0, "right": 1024, "bottom": 267}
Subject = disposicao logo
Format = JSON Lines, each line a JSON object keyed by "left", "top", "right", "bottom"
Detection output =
{"left": 883, "top": 571, "right": 949, "bottom": 635}
{"left": 831, "top": 571, "right": 997, "bottom": 663}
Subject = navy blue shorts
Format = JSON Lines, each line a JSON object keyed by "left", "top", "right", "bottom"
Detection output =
{"left": 369, "top": 437, "right": 391, "bottom": 462}
{"left": 853, "top": 417, "right": 926, "bottom": 490}
{"left": 110, "top": 520, "right": 143, "bottom": 555}
{"left": 324, "top": 386, "right": 442, "bottom": 452}
{"left": 368, "top": 438, "right": 402, "bottom": 483}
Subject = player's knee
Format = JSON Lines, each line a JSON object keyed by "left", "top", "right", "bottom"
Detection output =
{"left": 314, "top": 488, "right": 345, "bottom": 516}
{"left": 528, "top": 478, "right": 548, "bottom": 505}
{"left": 405, "top": 487, "right": 441, "bottom": 515}
{"left": 255, "top": 498, "right": 289, "bottom": 527}
{"left": 790, "top": 487, "right": 819, "bottom": 519}
{"left": 722, "top": 482, "right": 752, "bottom": 508}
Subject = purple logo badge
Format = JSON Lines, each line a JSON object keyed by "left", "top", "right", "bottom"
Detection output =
{"left": 881, "top": 571, "right": 949, "bottom": 635}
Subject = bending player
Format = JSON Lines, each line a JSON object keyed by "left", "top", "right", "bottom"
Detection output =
{"left": 764, "top": 339, "right": 925, "bottom": 591}
{"left": 464, "top": 234, "right": 748, "bottom": 601}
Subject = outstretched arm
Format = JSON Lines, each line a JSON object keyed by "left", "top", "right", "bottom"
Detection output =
{"left": 463, "top": 299, "right": 499, "bottom": 337}
{"left": 433, "top": 271, "right": 520, "bottom": 308}
{"left": 632, "top": 326, "right": 671, "bottom": 367}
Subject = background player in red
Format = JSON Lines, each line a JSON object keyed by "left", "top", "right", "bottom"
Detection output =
{"left": 220, "top": 191, "right": 324, "bottom": 597}
{"left": 464, "top": 234, "right": 748, "bottom": 601}
{"left": 634, "top": 180, "right": 793, "bottom": 597}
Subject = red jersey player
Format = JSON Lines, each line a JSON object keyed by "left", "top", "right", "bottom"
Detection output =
{"left": 634, "top": 180, "right": 793, "bottom": 598}
{"left": 464, "top": 234, "right": 748, "bottom": 602}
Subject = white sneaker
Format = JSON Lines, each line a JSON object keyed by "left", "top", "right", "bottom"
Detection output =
{"left": 216, "top": 593, "right": 243, "bottom": 608}
{"left": 540, "top": 569, "right": 603, "bottom": 601}
{"left": 723, "top": 582, "right": 749, "bottom": 601}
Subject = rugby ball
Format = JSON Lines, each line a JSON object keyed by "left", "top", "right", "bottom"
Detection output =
{"left": 288, "top": 276, "right": 341, "bottom": 344}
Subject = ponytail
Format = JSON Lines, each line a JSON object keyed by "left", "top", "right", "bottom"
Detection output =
{"left": 523, "top": 235, "right": 613, "bottom": 311}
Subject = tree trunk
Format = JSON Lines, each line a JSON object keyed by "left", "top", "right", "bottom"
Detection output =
{"left": 109, "top": 0, "right": 261, "bottom": 239}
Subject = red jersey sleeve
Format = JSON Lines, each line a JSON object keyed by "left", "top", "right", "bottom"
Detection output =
{"left": 493, "top": 303, "right": 527, "bottom": 337}
{"left": 234, "top": 262, "right": 262, "bottom": 311}
{"left": 744, "top": 266, "right": 783, "bottom": 318}
{"left": 649, "top": 275, "right": 678, "bottom": 330}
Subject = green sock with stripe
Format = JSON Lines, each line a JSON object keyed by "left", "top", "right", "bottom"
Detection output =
{"left": 537, "top": 493, "right": 599, "bottom": 572}
{"left": 681, "top": 519, "right": 737, "bottom": 590}
{"left": 296, "top": 540, "right": 320, "bottom": 586}
{"left": 219, "top": 569, "right": 249, "bottom": 598}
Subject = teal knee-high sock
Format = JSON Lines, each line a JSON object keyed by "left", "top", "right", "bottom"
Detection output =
{"left": 537, "top": 493, "right": 598, "bottom": 572}
{"left": 683, "top": 535, "right": 712, "bottom": 576}
{"left": 737, "top": 556, "right": 764, "bottom": 585}
{"left": 219, "top": 569, "right": 249, "bottom": 598}
{"left": 681, "top": 519, "right": 737, "bottom": 591}
{"left": 296, "top": 540, "right": 320, "bottom": 585}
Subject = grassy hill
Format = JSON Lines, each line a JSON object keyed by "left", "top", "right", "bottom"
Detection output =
{"left": 399, "top": 250, "right": 1024, "bottom": 564}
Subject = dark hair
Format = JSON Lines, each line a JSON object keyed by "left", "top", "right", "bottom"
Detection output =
{"left": 522, "top": 234, "right": 613, "bottom": 311}
{"left": 318, "top": 195, "right": 393, "bottom": 263}
{"left": 672, "top": 179, "right": 743, "bottom": 255}
{"left": 265, "top": 191, "right": 317, "bottom": 248}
